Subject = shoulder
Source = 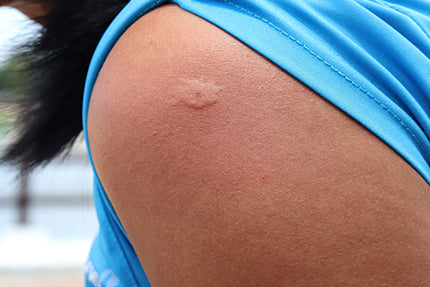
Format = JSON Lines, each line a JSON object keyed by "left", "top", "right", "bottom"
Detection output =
{"left": 88, "top": 4, "right": 430, "bottom": 286}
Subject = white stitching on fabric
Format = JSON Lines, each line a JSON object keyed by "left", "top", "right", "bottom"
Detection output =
{"left": 221, "top": 0, "right": 426, "bottom": 158}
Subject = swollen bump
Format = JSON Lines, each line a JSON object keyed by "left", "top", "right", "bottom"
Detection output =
{"left": 180, "top": 92, "right": 218, "bottom": 110}
{"left": 170, "top": 78, "right": 221, "bottom": 110}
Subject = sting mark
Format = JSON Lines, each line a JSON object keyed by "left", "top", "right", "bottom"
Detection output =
{"left": 170, "top": 78, "right": 221, "bottom": 110}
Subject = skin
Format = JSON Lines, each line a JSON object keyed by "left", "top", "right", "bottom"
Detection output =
{"left": 88, "top": 4, "right": 430, "bottom": 286}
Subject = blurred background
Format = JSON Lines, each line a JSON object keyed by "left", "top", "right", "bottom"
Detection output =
{"left": 0, "top": 6, "right": 97, "bottom": 287}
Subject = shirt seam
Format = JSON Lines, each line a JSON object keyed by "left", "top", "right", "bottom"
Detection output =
{"left": 221, "top": 0, "right": 427, "bottom": 159}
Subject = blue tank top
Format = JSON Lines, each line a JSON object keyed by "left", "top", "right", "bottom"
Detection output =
{"left": 82, "top": 1, "right": 430, "bottom": 286}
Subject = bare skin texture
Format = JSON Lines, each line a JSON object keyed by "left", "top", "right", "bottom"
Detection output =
{"left": 88, "top": 4, "right": 430, "bottom": 286}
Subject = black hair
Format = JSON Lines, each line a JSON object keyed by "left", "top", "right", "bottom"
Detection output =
{"left": 1, "top": 0, "right": 128, "bottom": 173}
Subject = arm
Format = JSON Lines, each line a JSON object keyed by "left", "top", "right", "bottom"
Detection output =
{"left": 88, "top": 4, "right": 430, "bottom": 286}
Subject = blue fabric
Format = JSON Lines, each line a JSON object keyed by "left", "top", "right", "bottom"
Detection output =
{"left": 82, "top": 0, "right": 430, "bottom": 285}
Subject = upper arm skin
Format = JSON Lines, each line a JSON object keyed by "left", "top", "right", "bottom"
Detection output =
{"left": 88, "top": 4, "right": 430, "bottom": 286}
